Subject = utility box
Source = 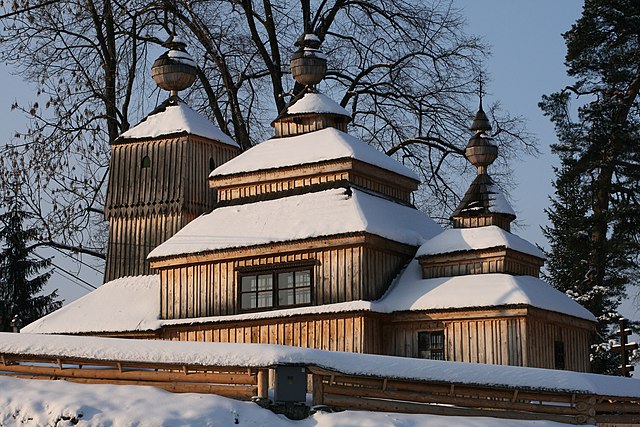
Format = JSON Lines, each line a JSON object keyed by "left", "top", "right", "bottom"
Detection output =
{"left": 274, "top": 365, "right": 307, "bottom": 403}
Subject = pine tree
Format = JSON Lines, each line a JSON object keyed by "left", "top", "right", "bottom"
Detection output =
{"left": 540, "top": 0, "right": 640, "bottom": 374}
{"left": 0, "top": 189, "right": 62, "bottom": 332}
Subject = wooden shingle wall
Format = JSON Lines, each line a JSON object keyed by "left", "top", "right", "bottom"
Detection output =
{"left": 160, "top": 312, "right": 383, "bottom": 354}
{"left": 419, "top": 248, "right": 544, "bottom": 279}
{"left": 155, "top": 235, "right": 414, "bottom": 320}
{"left": 382, "top": 309, "right": 592, "bottom": 372}
{"left": 104, "top": 134, "right": 239, "bottom": 282}
{"left": 210, "top": 160, "right": 418, "bottom": 204}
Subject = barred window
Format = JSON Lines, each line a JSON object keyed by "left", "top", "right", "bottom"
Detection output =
{"left": 418, "top": 331, "right": 445, "bottom": 360}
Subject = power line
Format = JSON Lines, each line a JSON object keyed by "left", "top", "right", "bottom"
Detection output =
{"left": 34, "top": 253, "right": 98, "bottom": 291}
{"left": 0, "top": 0, "right": 59, "bottom": 20}
{"left": 50, "top": 246, "right": 103, "bottom": 275}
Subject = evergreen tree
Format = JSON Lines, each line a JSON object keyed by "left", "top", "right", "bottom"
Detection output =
{"left": 540, "top": 0, "right": 640, "bottom": 374}
{"left": 0, "top": 188, "right": 62, "bottom": 332}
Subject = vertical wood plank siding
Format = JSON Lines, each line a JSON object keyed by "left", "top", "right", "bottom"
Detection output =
{"left": 382, "top": 313, "right": 590, "bottom": 371}
{"left": 159, "top": 313, "right": 383, "bottom": 354}
{"left": 526, "top": 318, "right": 590, "bottom": 372}
{"left": 383, "top": 318, "right": 526, "bottom": 366}
{"left": 104, "top": 135, "right": 239, "bottom": 282}
{"left": 159, "top": 242, "right": 409, "bottom": 319}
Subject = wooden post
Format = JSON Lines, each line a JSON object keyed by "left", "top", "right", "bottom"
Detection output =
{"left": 257, "top": 369, "right": 269, "bottom": 399}
{"left": 611, "top": 317, "right": 638, "bottom": 377}
{"left": 312, "top": 374, "right": 325, "bottom": 406}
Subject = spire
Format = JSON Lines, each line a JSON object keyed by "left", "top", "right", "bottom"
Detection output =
{"left": 151, "top": 35, "right": 197, "bottom": 98}
{"left": 451, "top": 93, "right": 516, "bottom": 231}
{"left": 465, "top": 95, "right": 497, "bottom": 175}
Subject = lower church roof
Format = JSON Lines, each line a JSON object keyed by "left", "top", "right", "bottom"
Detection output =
{"left": 22, "top": 275, "right": 161, "bottom": 335}
{"left": 23, "top": 262, "right": 595, "bottom": 335}
{"left": 415, "top": 225, "right": 545, "bottom": 259}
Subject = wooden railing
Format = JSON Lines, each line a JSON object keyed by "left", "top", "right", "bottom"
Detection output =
{"left": 309, "top": 366, "right": 640, "bottom": 425}
{"left": 1, "top": 353, "right": 639, "bottom": 425}
{"left": 0, "top": 353, "right": 268, "bottom": 400}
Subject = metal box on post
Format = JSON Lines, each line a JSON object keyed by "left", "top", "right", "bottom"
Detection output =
{"left": 274, "top": 365, "right": 307, "bottom": 403}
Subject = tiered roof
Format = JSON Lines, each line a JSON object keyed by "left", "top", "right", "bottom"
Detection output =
{"left": 118, "top": 98, "right": 238, "bottom": 147}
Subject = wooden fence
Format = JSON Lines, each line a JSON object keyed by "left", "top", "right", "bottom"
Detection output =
{"left": 1, "top": 352, "right": 639, "bottom": 425}
{"left": 309, "top": 367, "right": 640, "bottom": 425}
{"left": 0, "top": 353, "right": 268, "bottom": 400}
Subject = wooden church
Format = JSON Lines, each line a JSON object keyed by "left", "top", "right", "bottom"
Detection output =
{"left": 24, "top": 34, "right": 596, "bottom": 372}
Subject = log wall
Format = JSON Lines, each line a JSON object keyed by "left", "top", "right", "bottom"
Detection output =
{"left": 158, "top": 236, "right": 412, "bottom": 319}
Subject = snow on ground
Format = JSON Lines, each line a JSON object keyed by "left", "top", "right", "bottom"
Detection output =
{"left": 119, "top": 100, "right": 238, "bottom": 147}
{"left": 2, "top": 333, "right": 638, "bottom": 397}
{"left": 415, "top": 225, "right": 545, "bottom": 259}
{"left": 0, "top": 376, "right": 569, "bottom": 427}
{"left": 209, "top": 127, "right": 419, "bottom": 180}
{"left": 148, "top": 188, "right": 441, "bottom": 259}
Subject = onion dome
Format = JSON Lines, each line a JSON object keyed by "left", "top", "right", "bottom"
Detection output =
{"left": 465, "top": 101, "right": 497, "bottom": 175}
{"left": 290, "top": 33, "right": 327, "bottom": 87}
{"left": 151, "top": 35, "right": 197, "bottom": 96}
{"left": 272, "top": 34, "right": 350, "bottom": 138}
{"left": 451, "top": 99, "right": 515, "bottom": 231}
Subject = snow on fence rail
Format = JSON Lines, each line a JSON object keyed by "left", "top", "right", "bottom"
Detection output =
{"left": 0, "top": 353, "right": 267, "bottom": 399}
{"left": 1, "top": 333, "right": 639, "bottom": 425}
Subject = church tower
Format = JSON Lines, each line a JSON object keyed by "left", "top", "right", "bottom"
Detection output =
{"left": 450, "top": 99, "right": 516, "bottom": 231}
{"left": 104, "top": 37, "right": 240, "bottom": 282}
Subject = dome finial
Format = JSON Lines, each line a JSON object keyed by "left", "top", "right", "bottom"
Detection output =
{"left": 290, "top": 33, "right": 327, "bottom": 87}
{"left": 151, "top": 34, "right": 198, "bottom": 98}
{"left": 465, "top": 78, "right": 497, "bottom": 174}
{"left": 471, "top": 74, "right": 491, "bottom": 133}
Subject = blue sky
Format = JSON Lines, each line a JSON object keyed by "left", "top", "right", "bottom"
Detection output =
{"left": 0, "top": 1, "right": 596, "bottom": 304}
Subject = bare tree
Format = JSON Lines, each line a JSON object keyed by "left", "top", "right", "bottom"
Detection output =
{"left": 0, "top": 0, "right": 536, "bottom": 268}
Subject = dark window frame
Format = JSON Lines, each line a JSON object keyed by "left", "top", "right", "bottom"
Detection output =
{"left": 554, "top": 340, "right": 565, "bottom": 370}
{"left": 141, "top": 155, "right": 151, "bottom": 169}
{"left": 237, "top": 264, "right": 313, "bottom": 313}
{"left": 417, "top": 330, "right": 445, "bottom": 360}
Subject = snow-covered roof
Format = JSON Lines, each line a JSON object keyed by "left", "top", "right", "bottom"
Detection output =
{"left": 2, "top": 333, "right": 636, "bottom": 397}
{"left": 119, "top": 99, "right": 238, "bottom": 147}
{"left": 148, "top": 187, "right": 441, "bottom": 259}
{"left": 380, "top": 261, "right": 595, "bottom": 321}
{"left": 209, "top": 127, "right": 418, "bottom": 181}
{"left": 22, "top": 276, "right": 161, "bottom": 335}
{"left": 452, "top": 173, "right": 516, "bottom": 218}
{"left": 285, "top": 92, "right": 351, "bottom": 117}
{"left": 416, "top": 225, "right": 545, "bottom": 259}
{"left": 485, "top": 181, "right": 516, "bottom": 215}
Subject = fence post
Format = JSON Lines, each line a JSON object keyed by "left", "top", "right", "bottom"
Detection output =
{"left": 257, "top": 369, "right": 269, "bottom": 399}
{"left": 312, "top": 374, "right": 324, "bottom": 406}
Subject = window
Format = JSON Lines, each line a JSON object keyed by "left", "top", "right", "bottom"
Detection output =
{"left": 209, "top": 157, "right": 216, "bottom": 171}
{"left": 418, "top": 331, "right": 445, "bottom": 360}
{"left": 141, "top": 155, "right": 151, "bottom": 169}
{"left": 239, "top": 268, "right": 312, "bottom": 311}
{"left": 554, "top": 341, "right": 565, "bottom": 370}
